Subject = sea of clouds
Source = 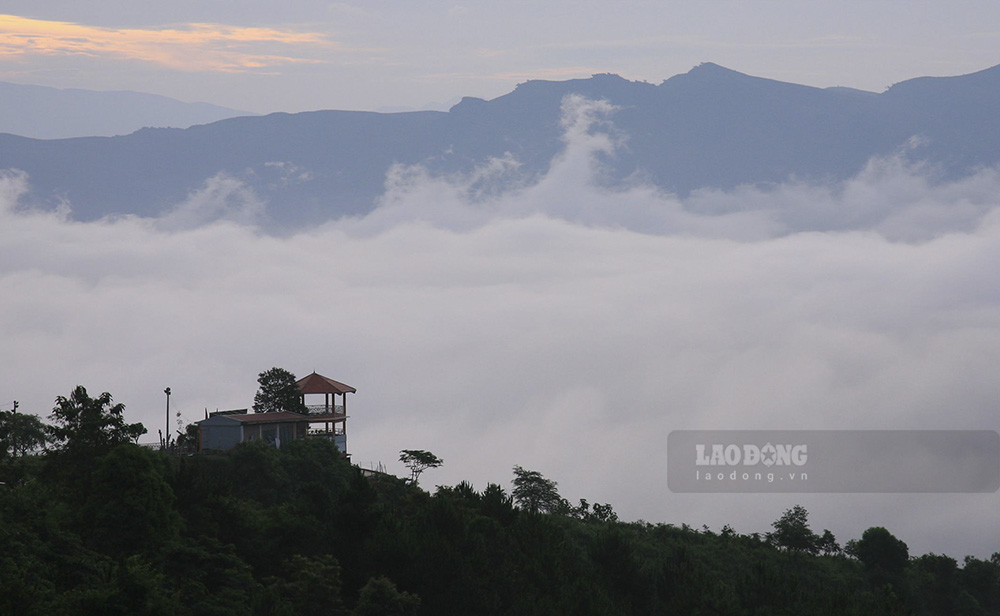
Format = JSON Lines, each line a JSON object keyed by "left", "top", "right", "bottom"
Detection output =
{"left": 2, "top": 96, "right": 999, "bottom": 558}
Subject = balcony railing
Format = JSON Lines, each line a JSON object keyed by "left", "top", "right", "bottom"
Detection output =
{"left": 307, "top": 429, "right": 345, "bottom": 437}
{"left": 305, "top": 404, "right": 345, "bottom": 417}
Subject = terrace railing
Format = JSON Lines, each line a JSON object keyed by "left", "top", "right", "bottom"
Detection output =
{"left": 305, "top": 404, "right": 345, "bottom": 417}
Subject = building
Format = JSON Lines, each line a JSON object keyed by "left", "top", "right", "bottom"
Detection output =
{"left": 197, "top": 410, "right": 311, "bottom": 451}
{"left": 196, "top": 372, "right": 356, "bottom": 455}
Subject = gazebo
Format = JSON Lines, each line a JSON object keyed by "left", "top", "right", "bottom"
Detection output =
{"left": 296, "top": 372, "right": 356, "bottom": 455}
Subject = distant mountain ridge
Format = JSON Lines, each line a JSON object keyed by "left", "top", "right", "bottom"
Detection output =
{"left": 2, "top": 63, "right": 999, "bottom": 230}
{"left": 0, "top": 81, "right": 252, "bottom": 139}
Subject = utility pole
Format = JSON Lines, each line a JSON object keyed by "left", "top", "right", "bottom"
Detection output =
{"left": 12, "top": 401, "right": 17, "bottom": 414}
{"left": 164, "top": 388, "right": 171, "bottom": 451}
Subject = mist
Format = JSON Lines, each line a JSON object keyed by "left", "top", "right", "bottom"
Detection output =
{"left": 3, "top": 97, "right": 1000, "bottom": 559}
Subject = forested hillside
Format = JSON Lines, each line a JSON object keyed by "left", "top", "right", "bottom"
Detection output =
{"left": 1, "top": 389, "right": 999, "bottom": 615}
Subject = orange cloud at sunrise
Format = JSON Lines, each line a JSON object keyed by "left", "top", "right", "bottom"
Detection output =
{"left": 0, "top": 14, "right": 333, "bottom": 72}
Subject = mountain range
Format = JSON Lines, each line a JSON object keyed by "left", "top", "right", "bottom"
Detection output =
{"left": 0, "top": 81, "right": 251, "bottom": 139}
{"left": 2, "top": 62, "right": 999, "bottom": 230}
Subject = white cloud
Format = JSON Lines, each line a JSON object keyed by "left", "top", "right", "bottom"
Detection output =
{"left": 157, "top": 172, "right": 266, "bottom": 231}
{"left": 2, "top": 98, "right": 1000, "bottom": 559}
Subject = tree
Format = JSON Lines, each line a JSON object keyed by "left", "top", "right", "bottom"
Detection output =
{"left": 511, "top": 465, "right": 562, "bottom": 514}
{"left": 268, "top": 554, "right": 348, "bottom": 616}
{"left": 817, "top": 529, "right": 841, "bottom": 556}
{"left": 47, "top": 386, "right": 146, "bottom": 457}
{"left": 175, "top": 423, "right": 200, "bottom": 454}
{"left": 855, "top": 526, "right": 909, "bottom": 580}
{"left": 570, "top": 498, "right": 618, "bottom": 523}
{"left": 0, "top": 410, "right": 47, "bottom": 458}
{"left": 769, "top": 504, "right": 819, "bottom": 554}
{"left": 354, "top": 576, "right": 420, "bottom": 616}
{"left": 253, "top": 367, "right": 307, "bottom": 414}
{"left": 399, "top": 449, "right": 443, "bottom": 485}
{"left": 82, "top": 444, "right": 180, "bottom": 555}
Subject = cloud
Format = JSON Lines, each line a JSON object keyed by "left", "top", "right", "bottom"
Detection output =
{"left": 0, "top": 14, "right": 336, "bottom": 72}
{"left": 156, "top": 172, "right": 266, "bottom": 231}
{"left": 2, "top": 97, "right": 1000, "bottom": 560}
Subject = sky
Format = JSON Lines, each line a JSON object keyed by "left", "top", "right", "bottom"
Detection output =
{"left": 3, "top": 95, "right": 1000, "bottom": 560}
{"left": 1, "top": 2, "right": 1000, "bottom": 113}
{"left": 2, "top": 2, "right": 1000, "bottom": 560}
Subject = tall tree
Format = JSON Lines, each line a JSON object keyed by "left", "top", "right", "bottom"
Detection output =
{"left": 769, "top": 504, "right": 819, "bottom": 554}
{"left": 855, "top": 526, "right": 909, "bottom": 584}
{"left": 253, "top": 367, "right": 308, "bottom": 414}
{"left": 511, "top": 465, "right": 562, "bottom": 514}
{"left": 399, "top": 449, "right": 443, "bottom": 485}
{"left": 47, "top": 386, "right": 146, "bottom": 457}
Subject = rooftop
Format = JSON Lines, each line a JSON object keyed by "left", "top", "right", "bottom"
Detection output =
{"left": 296, "top": 372, "right": 356, "bottom": 395}
{"left": 215, "top": 411, "right": 313, "bottom": 424}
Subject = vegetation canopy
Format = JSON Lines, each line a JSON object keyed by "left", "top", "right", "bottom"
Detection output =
{"left": 46, "top": 385, "right": 146, "bottom": 456}
{"left": 511, "top": 465, "right": 563, "bottom": 514}
{"left": 2, "top": 385, "right": 999, "bottom": 616}
{"left": 253, "top": 367, "right": 308, "bottom": 414}
{"left": 0, "top": 410, "right": 47, "bottom": 459}
{"left": 398, "top": 449, "right": 443, "bottom": 485}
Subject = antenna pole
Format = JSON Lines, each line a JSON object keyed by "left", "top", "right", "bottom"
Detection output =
{"left": 164, "top": 388, "right": 172, "bottom": 451}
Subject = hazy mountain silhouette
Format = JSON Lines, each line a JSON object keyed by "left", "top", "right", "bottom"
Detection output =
{"left": 2, "top": 63, "right": 999, "bottom": 229}
{"left": 0, "top": 81, "right": 252, "bottom": 139}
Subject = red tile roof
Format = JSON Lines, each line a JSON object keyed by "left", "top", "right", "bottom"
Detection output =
{"left": 296, "top": 372, "right": 356, "bottom": 395}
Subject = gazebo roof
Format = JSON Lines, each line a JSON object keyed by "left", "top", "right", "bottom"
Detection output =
{"left": 296, "top": 372, "right": 357, "bottom": 395}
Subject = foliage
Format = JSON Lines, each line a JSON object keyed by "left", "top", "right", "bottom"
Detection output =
{"left": 818, "top": 528, "right": 842, "bottom": 555}
{"left": 511, "top": 465, "right": 562, "bottom": 514}
{"left": 856, "top": 526, "right": 910, "bottom": 591}
{"left": 253, "top": 367, "right": 308, "bottom": 414}
{"left": 2, "top": 386, "right": 999, "bottom": 615}
{"left": 175, "top": 422, "right": 200, "bottom": 454}
{"left": 399, "top": 449, "right": 443, "bottom": 484}
{"left": 770, "top": 504, "right": 819, "bottom": 554}
{"left": 81, "top": 444, "right": 181, "bottom": 556}
{"left": 354, "top": 576, "right": 420, "bottom": 616}
{"left": 265, "top": 554, "right": 349, "bottom": 616}
{"left": 0, "top": 410, "right": 47, "bottom": 458}
{"left": 856, "top": 526, "right": 909, "bottom": 573}
{"left": 47, "top": 386, "right": 146, "bottom": 457}
{"left": 569, "top": 498, "right": 618, "bottom": 523}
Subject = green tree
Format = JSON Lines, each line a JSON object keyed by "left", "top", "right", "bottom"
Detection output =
{"left": 856, "top": 526, "right": 909, "bottom": 586}
{"left": 82, "top": 444, "right": 181, "bottom": 556}
{"left": 0, "top": 410, "right": 47, "bottom": 458}
{"left": 399, "top": 449, "right": 443, "bottom": 485}
{"left": 354, "top": 576, "right": 420, "bottom": 616}
{"left": 570, "top": 498, "right": 618, "bottom": 522}
{"left": 175, "top": 422, "right": 199, "bottom": 454}
{"left": 511, "top": 465, "right": 562, "bottom": 514}
{"left": 47, "top": 386, "right": 146, "bottom": 457}
{"left": 253, "top": 367, "right": 307, "bottom": 414}
{"left": 267, "top": 554, "right": 348, "bottom": 616}
{"left": 818, "top": 528, "right": 841, "bottom": 555}
{"left": 769, "top": 504, "right": 819, "bottom": 554}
